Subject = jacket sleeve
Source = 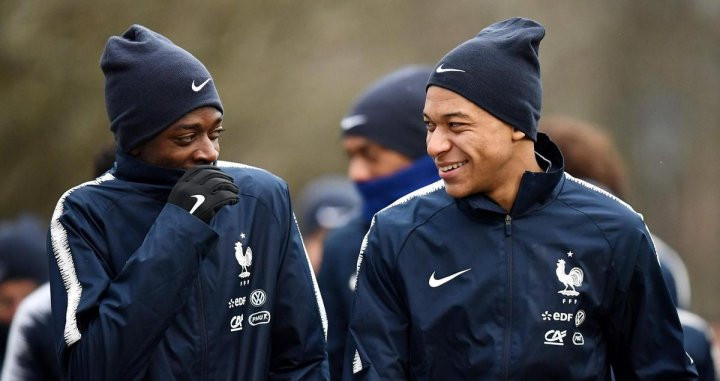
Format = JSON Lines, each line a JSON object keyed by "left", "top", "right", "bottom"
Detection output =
{"left": 343, "top": 217, "right": 409, "bottom": 380}
{"left": 605, "top": 225, "right": 698, "bottom": 380}
{"left": 268, "top": 186, "right": 330, "bottom": 381}
{"left": 48, "top": 201, "right": 218, "bottom": 381}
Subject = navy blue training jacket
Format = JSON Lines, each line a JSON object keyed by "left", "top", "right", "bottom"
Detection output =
{"left": 345, "top": 133, "right": 697, "bottom": 380}
{"left": 48, "top": 152, "right": 329, "bottom": 380}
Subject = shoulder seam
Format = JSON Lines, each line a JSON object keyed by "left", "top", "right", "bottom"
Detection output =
{"left": 219, "top": 160, "right": 285, "bottom": 224}
{"left": 393, "top": 201, "right": 456, "bottom": 268}
{"left": 381, "top": 180, "right": 445, "bottom": 212}
{"left": 564, "top": 173, "right": 641, "bottom": 218}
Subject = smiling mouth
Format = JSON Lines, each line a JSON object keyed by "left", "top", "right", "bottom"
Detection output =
{"left": 438, "top": 160, "right": 468, "bottom": 173}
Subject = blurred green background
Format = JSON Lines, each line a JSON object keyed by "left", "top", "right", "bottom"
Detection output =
{"left": 1, "top": 1, "right": 719, "bottom": 320}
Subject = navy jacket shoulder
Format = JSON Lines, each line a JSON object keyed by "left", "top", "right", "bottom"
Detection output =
{"left": 558, "top": 174, "right": 648, "bottom": 242}
{"left": 361, "top": 180, "right": 453, "bottom": 262}
{"left": 218, "top": 160, "right": 290, "bottom": 211}
{"left": 557, "top": 175, "right": 657, "bottom": 295}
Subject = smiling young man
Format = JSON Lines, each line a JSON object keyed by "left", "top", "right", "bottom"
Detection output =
{"left": 48, "top": 25, "right": 328, "bottom": 380}
{"left": 344, "top": 18, "right": 697, "bottom": 380}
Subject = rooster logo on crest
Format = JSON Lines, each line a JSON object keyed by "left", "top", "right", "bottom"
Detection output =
{"left": 235, "top": 241, "right": 252, "bottom": 278}
{"left": 556, "top": 259, "right": 583, "bottom": 296}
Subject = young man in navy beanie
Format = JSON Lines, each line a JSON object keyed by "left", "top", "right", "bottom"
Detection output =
{"left": 316, "top": 65, "right": 439, "bottom": 380}
{"left": 344, "top": 18, "right": 697, "bottom": 380}
{"left": 47, "top": 24, "right": 329, "bottom": 380}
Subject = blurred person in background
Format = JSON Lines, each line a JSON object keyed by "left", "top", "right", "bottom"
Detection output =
{"left": 1, "top": 284, "right": 56, "bottom": 381}
{"left": 296, "top": 175, "right": 361, "bottom": 273}
{"left": 0, "top": 215, "right": 48, "bottom": 372}
{"left": 1, "top": 144, "right": 116, "bottom": 381}
{"left": 660, "top": 265, "right": 718, "bottom": 381}
{"left": 345, "top": 18, "right": 696, "bottom": 380}
{"left": 540, "top": 114, "right": 717, "bottom": 381}
{"left": 48, "top": 24, "right": 328, "bottom": 380}
{"left": 317, "top": 65, "right": 439, "bottom": 380}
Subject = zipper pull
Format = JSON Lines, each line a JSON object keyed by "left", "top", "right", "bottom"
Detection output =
{"left": 505, "top": 215, "right": 512, "bottom": 236}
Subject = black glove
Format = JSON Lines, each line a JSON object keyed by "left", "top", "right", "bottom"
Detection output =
{"left": 168, "top": 165, "right": 240, "bottom": 223}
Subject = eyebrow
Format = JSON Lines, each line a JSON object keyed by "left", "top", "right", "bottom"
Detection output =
{"left": 423, "top": 111, "right": 471, "bottom": 120}
{"left": 173, "top": 117, "right": 224, "bottom": 131}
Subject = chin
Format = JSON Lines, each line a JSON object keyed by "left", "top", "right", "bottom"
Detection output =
{"left": 443, "top": 183, "right": 472, "bottom": 199}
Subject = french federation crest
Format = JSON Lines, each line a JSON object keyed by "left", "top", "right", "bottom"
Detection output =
{"left": 235, "top": 241, "right": 253, "bottom": 278}
{"left": 556, "top": 259, "right": 584, "bottom": 296}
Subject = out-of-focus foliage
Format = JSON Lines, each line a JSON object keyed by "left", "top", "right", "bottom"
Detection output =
{"left": 1, "top": 1, "right": 719, "bottom": 317}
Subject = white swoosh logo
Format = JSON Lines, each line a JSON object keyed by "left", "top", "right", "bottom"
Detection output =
{"left": 340, "top": 115, "right": 367, "bottom": 131}
{"left": 189, "top": 195, "right": 206, "bottom": 214}
{"left": 429, "top": 268, "right": 471, "bottom": 287}
{"left": 191, "top": 78, "right": 212, "bottom": 92}
{"left": 435, "top": 64, "right": 465, "bottom": 73}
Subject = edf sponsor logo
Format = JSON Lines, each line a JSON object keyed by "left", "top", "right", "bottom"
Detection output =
{"left": 541, "top": 311, "right": 574, "bottom": 322}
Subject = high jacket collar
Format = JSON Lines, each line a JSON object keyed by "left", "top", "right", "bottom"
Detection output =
{"left": 112, "top": 150, "right": 186, "bottom": 188}
{"left": 459, "top": 132, "right": 564, "bottom": 217}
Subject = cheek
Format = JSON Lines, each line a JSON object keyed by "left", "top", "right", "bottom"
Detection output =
{"left": 369, "top": 161, "right": 390, "bottom": 178}
{"left": 149, "top": 148, "right": 189, "bottom": 168}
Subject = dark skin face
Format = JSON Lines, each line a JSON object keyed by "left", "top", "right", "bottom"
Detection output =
{"left": 0, "top": 279, "right": 39, "bottom": 325}
{"left": 424, "top": 86, "right": 540, "bottom": 211}
{"left": 341, "top": 135, "right": 413, "bottom": 183}
{"left": 131, "top": 107, "right": 225, "bottom": 170}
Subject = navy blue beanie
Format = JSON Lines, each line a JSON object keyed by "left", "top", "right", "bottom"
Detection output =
{"left": 0, "top": 215, "right": 48, "bottom": 285}
{"left": 341, "top": 66, "right": 432, "bottom": 160}
{"left": 101, "top": 24, "right": 224, "bottom": 152}
{"left": 296, "top": 175, "right": 361, "bottom": 236}
{"left": 427, "top": 17, "right": 544, "bottom": 141}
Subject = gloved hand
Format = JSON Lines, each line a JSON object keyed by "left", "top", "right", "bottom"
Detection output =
{"left": 168, "top": 165, "right": 239, "bottom": 224}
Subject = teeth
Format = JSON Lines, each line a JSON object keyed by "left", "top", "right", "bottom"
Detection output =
{"left": 439, "top": 161, "right": 468, "bottom": 172}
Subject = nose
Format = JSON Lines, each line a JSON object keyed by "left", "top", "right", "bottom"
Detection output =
{"left": 426, "top": 127, "right": 451, "bottom": 159}
{"left": 193, "top": 135, "right": 220, "bottom": 164}
{"left": 347, "top": 157, "right": 372, "bottom": 183}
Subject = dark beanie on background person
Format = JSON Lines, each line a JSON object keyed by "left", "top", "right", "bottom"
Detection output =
{"left": 296, "top": 175, "right": 361, "bottom": 236}
{"left": 101, "top": 24, "right": 224, "bottom": 152}
{"left": 341, "top": 66, "right": 432, "bottom": 159}
{"left": 0, "top": 215, "right": 48, "bottom": 285}
{"left": 427, "top": 17, "right": 544, "bottom": 141}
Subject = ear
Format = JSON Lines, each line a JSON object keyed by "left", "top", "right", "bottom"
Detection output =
{"left": 511, "top": 128, "right": 527, "bottom": 142}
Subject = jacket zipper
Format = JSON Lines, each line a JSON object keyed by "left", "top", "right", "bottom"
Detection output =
{"left": 503, "top": 215, "right": 513, "bottom": 380}
{"left": 197, "top": 277, "right": 208, "bottom": 381}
